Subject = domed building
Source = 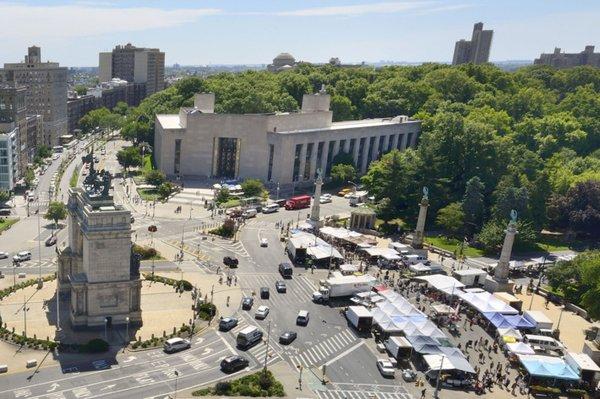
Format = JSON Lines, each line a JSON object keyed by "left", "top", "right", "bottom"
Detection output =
{"left": 268, "top": 52, "right": 297, "bottom": 72}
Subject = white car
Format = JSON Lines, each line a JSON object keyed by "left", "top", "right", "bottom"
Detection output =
{"left": 163, "top": 337, "right": 191, "bottom": 353}
{"left": 255, "top": 305, "right": 270, "bottom": 319}
{"left": 0, "top": 251, "right": 8, "bottom": 259}
{"left": 377, "top": 359, "right": 395, "bottom": 377}
{"left": 319, "top": 196, "right": 332, "bottom": 204}
{"left": 260, "top": 238, "right": 268, "bottom": 247}
{"left": 13, "top": 251, "right": 32, "bottom": 263}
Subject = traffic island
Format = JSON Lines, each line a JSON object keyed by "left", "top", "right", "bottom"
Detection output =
{"left": 191, "top": 370, "right": 285, "bottom": 397}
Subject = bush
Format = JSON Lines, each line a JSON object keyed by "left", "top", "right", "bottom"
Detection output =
{"left": 86, "top": 338, "right": 109, "bottom": 353}
{"left": 179, "top": 280, "right": 193, "bottom": 291}
{"left": 197, "top": 302, "right": 216, "bottom": 321}
{"left": 192, "top": 371, "right": 285, "bottom": 397}
{"left": 144, "top": 170, "right": 166, "bottom": 186}
{"left": 132, "top": 244, "right": 158, "bottom": 260}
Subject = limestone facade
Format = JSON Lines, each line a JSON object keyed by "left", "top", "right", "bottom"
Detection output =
{"left": 58, "top": 187, "right": 141, "bottom": 328}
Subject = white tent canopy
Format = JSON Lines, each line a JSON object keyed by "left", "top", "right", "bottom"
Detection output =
{"left": 416, "top": 274, "right": 465, "bottom": 296}
{"left": 506, "top": 342, "right": 536, "bottom": 355}
{"left": 458, "top": 291, "right": 519, "bottom": 315}
{"left": 409, "top": 263, "right": 443, "bottom": 273}
{"left": 423, "top": 354, "right": 476, "bottom": 374}
{"left": 498, "top": 327, "right": 524, "bottom": 341}
{"left": 364, "top": 247, "right": 401, "bottom": 260}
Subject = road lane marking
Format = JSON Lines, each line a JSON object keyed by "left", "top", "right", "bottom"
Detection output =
{"left": 323, "top": 341, "right": 365, "bottom": 367}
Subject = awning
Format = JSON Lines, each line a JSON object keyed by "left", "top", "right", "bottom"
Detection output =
{"left": 416, "top": 274, "right": 465, "bottom": 296}
{"left": 458, "top": 292, "right": 519, "bottom": 315}
{"left": 483, "top": 312, "right": 536, "bottom": 329}
{"left": 498, "top": 327, "right": 524, "bottom": 341}
{"left": 364, "top": 247, "right": 401, "bottom": 260}
{"left": 409, "top": 263, "right": 443, "bottom": 273}
{"left": 431, "top": 304, "right": 455, "bottom": 315}
{"left": 423, "top": 354, "right": 476, "bottom": 374}
{"left": 506, "top": 342, "right": 536, "bottom": 355}
{"left": 518, "top": 355, "right": 580, "bottom": 381}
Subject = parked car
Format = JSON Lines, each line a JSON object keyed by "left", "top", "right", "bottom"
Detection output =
{"left": 319, "top": 195, "right": 332, "bottom": 204}
{"left": 255, "top": 305, "right": 270, "bottom": 319}
{"left": 279, "top": 331, "right": 297, "bottom": 345}
{"left": 219, "top": 317, "right": 238, "bottom": 331}
{"left": 220, "top": 355, "right": 249, "bottom": 373}
{"left": 241, "top": 297, "right": 254, "bottom": 310}
{"left": 223, "top": 256, "right": 239, "bottom": 267}
{"left": 13, "top": 251, "right": 32, "bottom": 263}
{"left": 260, "top": 238, "right": 268, "bottom": 247}
{"left": 45, "top": 235, "right": 57, "bottom": 247}
{"left": 0, "top": 251, "right": 8, "bottom": 259}
{"left": 260, "top": 287, "right": 270, "bottom": 299}
{"left": 163, "top": 337, "right": 191, "bottom": 353}
{"left": 275, "top": 281, "right": 287, "bottom": 293}
{"left": 376, "top": 359, "right": 395, "bottom": 377}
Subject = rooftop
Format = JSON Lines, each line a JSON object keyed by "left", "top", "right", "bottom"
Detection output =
{"left": 157, "top": 114, "right": 183, "bottom": 129}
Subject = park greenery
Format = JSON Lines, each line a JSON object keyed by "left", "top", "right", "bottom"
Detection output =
{"left": 79, "top": 63, "right": 600, "bottom": 251}
{"left": 192, "top": 370, "right": 285, "bottom": 397}
{"left": 545, "top": 250, "right": 600, "bottom": 320}
{"left": 44, "top": 201, "right": 67, "bottom": 227}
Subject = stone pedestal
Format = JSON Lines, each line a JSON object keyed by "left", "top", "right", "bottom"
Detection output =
{"left": 411, "top": 195, "right": 429, "bottom": 249}
{"left": 484, "top": 274, "right": 515, "bottom": 293}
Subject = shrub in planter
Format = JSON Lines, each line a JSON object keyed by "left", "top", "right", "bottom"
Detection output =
{"left": 86, "top": 338, "right": 109, "bottom": 353}
{"left": 178, "top": 280, "right": 193, "bottom": 291}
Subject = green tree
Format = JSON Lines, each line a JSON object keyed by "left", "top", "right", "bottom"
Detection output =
{"left": 330, "top": 95, "right": 355, "bottom": 121}
{"left": 215, "top": 188, "right": 230, "bottom": 204}
{"left": 491, "top": 184, "right": 530, "bottom": 221}
{"left": 44, "top": 201, "right": 67, "bottom": 228}
{"left": 330, "top": 163, "right": 356, "bottom": 184}
{"left": 112, "top": 101, "right": 129, "bottom": 116}
{"left": 0, "top": 190, "right": 11, "bottom": 203}
{"left": 476, "top": 219, "right": 537, "bottom": 253}
{"left": 241, "top": 179, "right": 265, "bottom": 198}
{"left": 462, "top": 176, "right": 485, "bottom": 233}
{"left": 74, "top": 85, "right": 87, "bottom": 96}
{"left": 436, "top": 202, "right": 464, "bottom": 237}
{"left": 376, "top": 197, "right": 396, "bottom": 224}
{"left": 331, "top": 151, "right": 355, "bottom": 167}
{"left": 157, "top": 182, "right": 175, "bottom": 199}
{"left": 547, "top": 180, "right": 600, "bottom": 238}
{"left": 144, "top": 170, "right": 166, "bottom": 187}
{"left": 116, "top": 146, "right": 142, "bottom": 171}
{"left": 120, "top": 121, "right": 153, "bottom": 145}
{"left": 36, "top": 145, "right": 52, "bottom": 159}
{"left": 24, "top": 167, "right": 35, "bottom": 188}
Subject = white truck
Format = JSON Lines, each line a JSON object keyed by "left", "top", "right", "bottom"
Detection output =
{"left": 312, "top": 275, "right": 377, "bottom": 303}
{"left": 346, "top": 306, "right": 373, "bottom": 332}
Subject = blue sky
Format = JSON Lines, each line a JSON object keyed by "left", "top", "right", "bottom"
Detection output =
{"left": 1, "top": 0, "right": 600, "bottom": 66}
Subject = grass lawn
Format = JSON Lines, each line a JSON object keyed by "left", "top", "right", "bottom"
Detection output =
{"left": 138, "top": 188, "right": 160, "bottom": 202}
{"left": 69, "top": 168, "right": 79, "bottom": 188}
{"left": 425, "top": 235, "right": 485, "bottom": 257}
{"left": 221, "top": 199, "right": 242, "bottom": 208}
{"left": 0, "top": 218, "right": 19, "bottom": 233}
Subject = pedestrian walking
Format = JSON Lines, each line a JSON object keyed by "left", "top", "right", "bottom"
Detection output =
{"left": 420, "top": 389, "right": 426, "bottom": 399}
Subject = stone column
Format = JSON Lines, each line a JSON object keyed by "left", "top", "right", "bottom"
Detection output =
{"left": 309, "top": 170, "right": 323, "bottom": 227}
{"left": 494, "top": 212, "right": 519, "bottom": 282}
{"left": 411, "top": 187, "right": 429, "bottom": 249}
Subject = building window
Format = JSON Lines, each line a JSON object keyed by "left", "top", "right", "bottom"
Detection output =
{"left": 325, "top": 141, "right": 336, "bottom": 175}
{"left": 315, "top": 142, "right": 325, "bottom": 178}
{"left": 267, "top": 144, "right": 275, "bottom": 181}
{"left": 366, "top": 136, "right": 376, "bottom": 167}
{"left": 397, "top": 134, "right": 404, "bottom": 150}
{"left": 406, "top": 133, "right": 413, "bottom": 148}
{"left": 357, "top": 138, "right": 366, "bottom": 170}
{"left": 349, "top": 138, "right": 356, "bottom": 158}
{"left": 303, "top": 143, "right": 313, "bottom": 180}
{"left": 175, "top": 138, "right": 187, "bottom": 176}
{"left": 377, "top": 136, "right": 385, "bottom": 158}
{"left": 292, "top": 144, "right": 302, "bottom": 182}
{"left": 339, "top": 139, "right": 346, "bottom": 155}
{"left": 387, "top": 135, "right": 395, "bottom": 152}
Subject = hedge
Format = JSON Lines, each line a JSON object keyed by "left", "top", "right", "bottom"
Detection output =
{"left": 192, "top": 370, "right": 285, "bottom": 397}
{"left": 0, "top": 274, "right": 56, "bottom": 301}
{"left": 143, "top": 273, "right": 192, "bottom": 291}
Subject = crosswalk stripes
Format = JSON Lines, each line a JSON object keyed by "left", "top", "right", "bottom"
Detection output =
{"left": 316, "top": 390, "right": 413, "bottom": 399}
{"left": 227, "top": 316, "right": 282, "bottom": 366}
{"left": 292, "top": 330, "right": 357, "bottom": 368}
{"left": 0, "top": 258, "right": 57, "bottom": 269}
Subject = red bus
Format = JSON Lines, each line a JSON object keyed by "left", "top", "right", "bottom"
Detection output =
{"left": 285, "top": 195, "right": 311, "bottom": 210}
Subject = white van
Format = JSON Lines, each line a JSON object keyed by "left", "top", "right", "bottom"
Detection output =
{"left": 524, "top": 334, "right": 564, "bottom": 351}
{"left": 236, "top": 326, "right": 263, "bottom": 349}
{"left": 242, "top": 208, "right": 257, "bottom": 219}
{"left": 263, "top": 203, "right": 279, "bottom": 214}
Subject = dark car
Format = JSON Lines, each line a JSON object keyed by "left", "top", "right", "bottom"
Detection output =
{"left": 223, "top": 256, "right": 239, "bottom": 268}
{"left": 279, "top": 331, "right": 297, "bottom": 345}
{"left": 218, "top": 317, "right": 238, "bottom": 331}
{"left": 278, "top": 262, "right": 293, "bottom": 278}
{"left": 275, "top": 281, "right": 286, "bottom": 293}
{"left": 260, "top": 287, "right": 270, "bottom": 299}
{"left": 45, "top": 235, "right": 57, "bottom": 247}
{"left": 241, "top": 297, "right": 254, "bottom": 310}
{"left": 220, "top": 355, "right": 249, "bottom": 373}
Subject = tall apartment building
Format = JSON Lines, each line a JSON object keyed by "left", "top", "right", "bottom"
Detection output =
{"left": 452, "top": 23, "right": 493, "bottom": 65}
{"left": 534, "top": 46, "right": 600, "bottom": 68}
{"left": 99, "top": 43, "right": 165, "bottom": 96}
{"left": 2, "top": 46, "right": 68, "bottom": 147}
{"left": 0, "top": 83, "right": 26, "bottom": 190}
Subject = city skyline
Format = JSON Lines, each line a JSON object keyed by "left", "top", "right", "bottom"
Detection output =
{"left": 1, "top": 0, "right": 600, "bottom": 67}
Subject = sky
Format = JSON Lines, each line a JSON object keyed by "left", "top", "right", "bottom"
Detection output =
{"left": 1, "top": 0, "right": 600, "bottom": 67}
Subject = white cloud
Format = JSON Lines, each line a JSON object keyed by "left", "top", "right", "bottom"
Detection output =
{"left": 243, "top": 1, "right": 468, "bottom": 17}
{"left": 0, "top": 2, "right": 221, "bottom": 40}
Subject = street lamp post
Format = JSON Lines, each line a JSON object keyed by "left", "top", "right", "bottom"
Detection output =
{"left": 104, "top": 317, "right": 108, "bottom": 341}
{"left": 434, "top": 355, "right": 445, "bottom": 398}
{"left": 125, "top": 317, "right": 130, "bottom": 347}
{"left": 263, "top": 320, "right": 271, "bottom": 372}
{"left": 23, "top": 294, "right": 28, "bottom": 337}
{"left": 37, "top": 196, "right": 43, "bottom": 288}
{"left": 173, "top": 369, "right": 179, "bottom": 399}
